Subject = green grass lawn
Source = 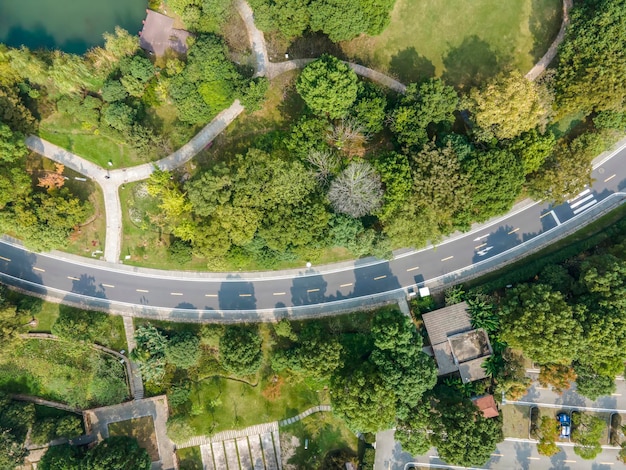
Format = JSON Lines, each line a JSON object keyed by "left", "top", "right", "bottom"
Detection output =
{"left": 0, "top": 339, "right": 128, "bottom": 408}
{"left": 39, "top": 113, "right": 145, "bottom": 168}
{"left": 341, "top": 0, "right": 562, "bottom": 88}
{"left": 279, "top": 412, "right": 359, "bottom": 469}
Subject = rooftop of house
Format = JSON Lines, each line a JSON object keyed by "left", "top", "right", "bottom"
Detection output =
{"left": 422, "top": 301, "right": 473, "bottom": 346}
{"left": 139, "top": 10, "right": 190, "bottom": 57}
{"left": 472, "top": 394, "right": 499, "bottom": 419}
{"left": 422, "top": 302, "right": 493, "bottom": 382}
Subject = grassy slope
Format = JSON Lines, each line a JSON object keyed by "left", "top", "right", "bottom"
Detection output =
{"left": 341, "top": 0, "right": 562, "bottom": 88}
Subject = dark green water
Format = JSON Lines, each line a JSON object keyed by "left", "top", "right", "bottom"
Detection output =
{"left": 0, "top": 0, "right": 146, "bottom": 54}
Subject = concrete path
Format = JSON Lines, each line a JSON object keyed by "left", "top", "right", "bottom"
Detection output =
{"left": 277, "top": 404, "right": 331, "bottom": 427}
{"left": 83, "top": 395, "right": 175, "bottom": 470}
{"left": 122, "top": 316, "right": 145, "bottom": 400}
{"left": 525, "top": 0, "right": 572, "bottom": 80}
{"left": 178, "top": 422, "right": 279, "bottom": 449}
{"left": 235, "top": 0, "right": 269, "bottom": 77}
{"left": 25, "top": 101, "right": 244, "bottom": 264}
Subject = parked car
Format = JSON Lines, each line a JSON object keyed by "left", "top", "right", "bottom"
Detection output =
{"left": 557, "top": 412, "right": 571, "bottom": 438}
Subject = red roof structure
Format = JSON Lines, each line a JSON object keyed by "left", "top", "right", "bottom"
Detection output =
{"left": 472, "top": 394, "right": 499, "bottom": 419}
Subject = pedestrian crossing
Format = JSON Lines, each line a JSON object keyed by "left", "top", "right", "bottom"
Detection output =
{"left": 567, "top": 188, "right": 597, "bottom": 215}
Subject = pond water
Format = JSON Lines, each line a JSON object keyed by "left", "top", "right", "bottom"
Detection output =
{"left": 0, "top": 0, "right": 146, "bottom": 54}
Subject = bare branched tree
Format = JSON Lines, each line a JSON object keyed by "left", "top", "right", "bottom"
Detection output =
{"left": 328, "top": 161, "right": 383, "bottom": 218}
{"left": 326, "top": 118, "right": 370, "bottom": 158}
{"left": 306, "top": 150, "right": 340, "bottom": 184}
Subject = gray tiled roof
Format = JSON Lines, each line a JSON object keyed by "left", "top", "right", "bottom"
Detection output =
{"left": 459, "top": 356, "right": 489, "bottom": 383}
{"left": 422, "top": 301, "right": 472, "bottom": 345}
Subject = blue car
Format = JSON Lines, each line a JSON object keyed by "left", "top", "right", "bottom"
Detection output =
{"left": 557, "top": 412, "right": 571, "bottom": 438}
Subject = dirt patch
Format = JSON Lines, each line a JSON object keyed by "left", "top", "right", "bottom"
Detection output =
{"left": 279, "top": 434, "right": 300, "bottom": 470}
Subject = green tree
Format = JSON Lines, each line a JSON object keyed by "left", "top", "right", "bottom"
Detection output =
{"left": 507, "top": 129, "right": 556, "bottom": 175}
{"left": 463, "top": 148, "right": 524, "bottom": 222}
{"left": 52, "top": 308, "right": 109, "bottom": 343}
{"left": 273, "top": 318, "right": 297, "bottom": 341}
{"left": 219, "top": 326, "right": 263, "bottom": 376}
{"left": 0, "top": 429, "right": 28, "bottom": 469}
{"left": 250, "top": 0, "right": 310, "bottom": 39}
{"left": 467, "top": 69, "right": 551, "bottom": 140}
{"left": 83, "top": 436, "right": 151, "bottom": 470}
{"left": 103, "top": 102, "right": 136, "bottom": 131}
{"left": 431, "top": 393, "right": 502, "bottom": 467}
{"left": 537, "top": 416, "right": 560, "bottom": 456}
{"left": 370, "top": 309, "right": 437, "bottom": 419}
{"left": 412, "top": 141, "right": 472, "bottom": 235}
{"left": 554, "top": 0, "right": 626, "bottom": 116}
{"left": 574, "top": 364, "right": 616, "bottom": 400}
{"left": 373, "top": 152, "right": 412, "bottom": 221}
{"left": 352, "top": 82, "right": 387, "bottom": 134}
{"left": 331, "top": 363, "right": 396, "bottom": 433}
{"left": 38, "top": 443, "right": 82, "bottom": 470}
{"left": 131, "top": 324, "right": 168, "bottom": 383}
{"left": 391, "top": 79, "right": 458, "bottom": 148}
{"left": 296, "top": 55, "right": 358, "bottom": 119}
{"left": 576, "top": 254, "right": 626, "bottom": 376}
{"left": 309, "top": 0, "right": 395, "bottom": 41}
{"left": 0, "top": 122, "right": 27, "bottom": 163}
{"left": 572, "top": 413, "right": 604, "bottom": 460}
{"left": 527, "top": 134, "right": 598, "bottom": 203}
{"left": 282, "top": 325, "right": 343, "bottom": 379}
{"left": 165, "top": 332, "right": 201, "bottom": 369}
{"left": 395, "top": 401, "right": 432, "bottom": 455}
{"left": 500, "top": 283, "right": 583, "bottom": 365}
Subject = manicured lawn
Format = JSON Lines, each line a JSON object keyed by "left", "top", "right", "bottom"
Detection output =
{"left": 0, "top": 339, "right": 128, "bottom": 408}
{"left": 279, "top": 411, "right": 358, "bottom": 468}
{"left": 108, "top": 416, "right": 160, "bottom": 462}
{"left": 341, "top": 0, "right": 562, "bottom": 88}
{"left": 39, "top": 113, "right": 147, "bottom": 168}
{"left": 187, "top": 374, "right": 322, "bottom": 436}
{"left": 502, "top": 404, "right": 530, "bottom": 439}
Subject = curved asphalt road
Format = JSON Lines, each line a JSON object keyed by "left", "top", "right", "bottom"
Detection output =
{"left": 1, "top": 141, "right": 626, "bottom": 318}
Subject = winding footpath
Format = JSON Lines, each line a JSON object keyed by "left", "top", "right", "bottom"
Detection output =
{"left": 25, "top": 102, "right": 244, "bottom": 263}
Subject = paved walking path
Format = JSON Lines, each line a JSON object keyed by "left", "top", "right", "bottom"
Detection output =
{"left": 122, "top": 315, "right": 145, "bottom": 400}
{"left": 277, "top": 404, "right": 331, "bottom": 427}
{"left": 525, "top": 0, "right": 572, "bottom": 80}
{"left": 236, "top": 0, "right": 269, "bottom": 77}
{"left": 25, "top": 101, "right": 243, "bottom": 263}
{"left": 10, "top": 393, "right": 82, "bottom": 414}
{"left": 178, "top": 422, "right": 279, "bottom": 449}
